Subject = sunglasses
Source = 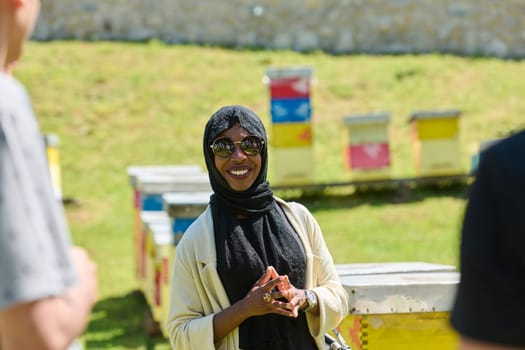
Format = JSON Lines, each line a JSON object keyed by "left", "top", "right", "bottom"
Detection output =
{"left": 210, "top": 135, "right": 265, "bottom": 158}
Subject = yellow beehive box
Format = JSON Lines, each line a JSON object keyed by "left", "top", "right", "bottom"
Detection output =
{"left": 409, "top": 110, "right": 462, "bottom": 176}
{"left": 339, "top": 312, "right": 457, "bottom": 350}
{"left": 416, "top": 139, "right": 462, "bottom": 176}
{"left": 272, "top": 122, "right": 312, "bottom": 148}
{"left": 336, "top": 262, "right": 460, "bottom": 350}
{"left": 271, "top": 146, "right": 314, "bottom": 185}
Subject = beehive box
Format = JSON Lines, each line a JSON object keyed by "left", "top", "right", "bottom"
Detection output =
{"left": 271, "top": 146, "right": 314, "bottom": 184}
{"left": 265, "top": 66, "right": 315, "bottom": 185}
{"left": 409, "top": 110, "right": 462, "bottom": 176}
{"left": 343, "top": 113, "right": 391, "bottom": 180}
{"left": 336, "top": 262, "right": 460, "bottom": 350}
{"left": 162, "top": 191, "right": 211, "bottom": 245}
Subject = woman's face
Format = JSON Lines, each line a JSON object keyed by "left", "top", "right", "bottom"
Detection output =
{"left": 213, "top": 125, "right": 262, "bottom": 192}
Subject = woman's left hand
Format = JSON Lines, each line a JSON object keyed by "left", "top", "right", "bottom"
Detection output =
{"left": 269, "top": 275, "right": 307, "bottom": 317}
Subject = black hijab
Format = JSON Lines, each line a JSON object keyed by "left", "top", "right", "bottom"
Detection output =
{"left": 203, "top": 106, "right": 315, "bottom": 350}
{"left": 203, "top": 105, "right": 274, "bottom": 215}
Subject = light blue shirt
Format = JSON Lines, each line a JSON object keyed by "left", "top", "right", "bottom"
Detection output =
{"left": 0, "top": 74, "right": 77, "bottom": 311}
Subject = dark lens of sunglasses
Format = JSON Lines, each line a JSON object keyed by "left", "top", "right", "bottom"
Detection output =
{"left": 240, "top": 136, "right": 263, "bottom": 155}
{"left": 212, "top": 139, "right": 234, "bottom": 157}
{"left": 212, "top": 136, "right": 262, "bottom": 157}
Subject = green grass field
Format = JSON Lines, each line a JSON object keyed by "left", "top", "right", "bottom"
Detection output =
{"left": 17, "top": 40, "right": 524, "bottom": 349}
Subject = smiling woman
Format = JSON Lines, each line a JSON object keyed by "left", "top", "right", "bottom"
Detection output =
{"left": 166, "top": 105, "right": 348, "bottom": 350}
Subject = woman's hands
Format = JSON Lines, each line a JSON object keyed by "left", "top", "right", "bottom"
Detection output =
{"left": 241, "top": 266, "right": 309, "bottom": 318}
{"left": 213, "top": 266, "right": 312, "bottom": 343}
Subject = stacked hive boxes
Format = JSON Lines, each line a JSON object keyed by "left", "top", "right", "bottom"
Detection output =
{"left": 126, "top": 165, "right": 203, "bottom": 282}
{"left": 343, "top": 113, "right": 392, "bottom": 181}
{"left": 409, "top": 110, "right": 462, "bottom": 176}
{"left": 127, "top": 165, "right": 212, "bottom": 335}
{"left": 265, "top": 67, "right": 314, "bottom": 184}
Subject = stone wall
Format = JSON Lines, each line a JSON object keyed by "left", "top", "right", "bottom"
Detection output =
{"left": 34, "top": 0, "right": 525, "bottom": 58}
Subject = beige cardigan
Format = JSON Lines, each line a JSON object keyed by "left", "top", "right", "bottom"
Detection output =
{"left": 166, "top": 197, "right": 348, "bottom": 350}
